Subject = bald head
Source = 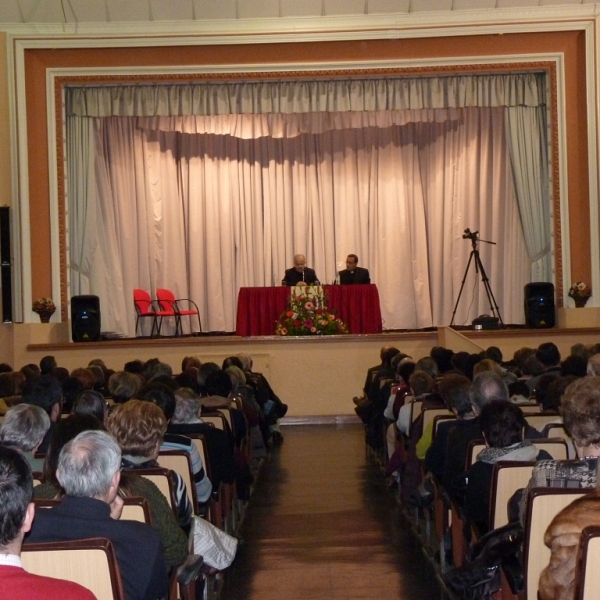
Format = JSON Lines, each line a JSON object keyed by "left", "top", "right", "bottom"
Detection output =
{"left": 293, "top": 255, "right": 306, "bottom": 272}
{"left": 588, "top": 353, "right": 600, "bottom": 376}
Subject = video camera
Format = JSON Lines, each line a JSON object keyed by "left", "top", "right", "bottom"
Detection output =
{"left": 462, "top": 228, "right": 479, "bottom": 242}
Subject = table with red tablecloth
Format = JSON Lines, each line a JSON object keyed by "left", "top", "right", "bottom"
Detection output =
{"left": 235, "top": 284, "right": 382, "bottom": 336}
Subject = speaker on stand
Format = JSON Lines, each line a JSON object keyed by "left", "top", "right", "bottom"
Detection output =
{"left": 524, "top": 282, "right": 555, "bottom": 328}
{"left": 71, "top": 295, "right": 101, "bottom": 342}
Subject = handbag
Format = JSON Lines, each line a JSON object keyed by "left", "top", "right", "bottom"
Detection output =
{"left": 444, "top": 521, "right": 524, "bottom": 600}
{"left": 192, "top": 516, "right": 238, "bottom": 570}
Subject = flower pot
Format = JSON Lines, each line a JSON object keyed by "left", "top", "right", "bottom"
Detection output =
{"left": 35, "top": 309, "right": 55, "bottom": 323}
{"left": 573, "top": 297, "right": 589, "bottom": 308}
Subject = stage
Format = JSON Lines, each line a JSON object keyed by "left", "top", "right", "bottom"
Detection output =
{"left": 2, "top": 311, "right": 598, "bottom": 421}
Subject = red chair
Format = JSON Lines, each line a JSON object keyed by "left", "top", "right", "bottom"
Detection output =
{"left": 133, "top": 288, "right": 164, "bottom": 337}
{"left": 156, "top": 288, "right": 202, "bottom": 336}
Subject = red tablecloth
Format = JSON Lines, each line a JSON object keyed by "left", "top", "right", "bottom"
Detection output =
{"left": 235, "top": 285, "right": 382, "bottom": 336}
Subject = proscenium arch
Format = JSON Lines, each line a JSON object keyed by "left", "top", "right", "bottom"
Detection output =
{"left": 12, "top": 29, "right": 592, "bottom": 323}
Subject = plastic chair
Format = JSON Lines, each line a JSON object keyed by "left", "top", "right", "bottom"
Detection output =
{"left": 133, "top": 288, "right": 164, "bottom": 337}
{"left": 156, "top": 288, "right": 201, "bottom": 336}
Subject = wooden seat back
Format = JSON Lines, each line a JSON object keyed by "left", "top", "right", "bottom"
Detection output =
{"left": 432, "top": 414, "right": 456, "bottom": 441}
{"left": 533, "top": 438, "right": 569, "bottom": 461}
{"left": 575, "top": 525, "right": 600, "bottom": 600}
{"left": 22, "top": 537, "right": 125, "bottom": 600}
{"left": 489, "top": 461, "right": 535, "bottom": 530}
{"left": 157, "top": 449, "right": 198, "bottom": 510}
{"left": 523, "top": 487, "right": 588, "bottom": 600}
{"left": 421, "top": 407, "right": 453, "bottom": 435}
{"left": 524, "top": 413, "right": 561, "bottom": 433}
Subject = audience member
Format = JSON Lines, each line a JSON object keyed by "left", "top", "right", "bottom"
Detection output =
{"left": 108, "top": 371, "right": 141, "bottom": 404}
{"left": 26, "top": 430, "right": 169, "bottom": 600}
{"left": 33, "top": 412, "right": 188, "bottom": 571}
{"left": 136, "top": 385, "right": 212, "bottom": 505}
{"left": 0, "top": 404, "right": 50, "bottom": 471}
{"left": 520, "top": 376, "right": 600, "bottom": 523}
{"left": 21, "top": 375, "right": 63, "bottom": 453}
{"left": 39, "top": 355, "right": 57, "bottom": 376}
{"left": 72, "top": 390, "right": 108, "bottom": 424}
{"left": 462, "top": 400, "right": 551, "bottom": 534}
{"left": 0, "top": 445, "right": 96, "bottom": 600}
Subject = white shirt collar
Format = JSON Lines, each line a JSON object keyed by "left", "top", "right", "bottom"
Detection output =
{"left": 0, "top": 554, "right": 22, "bottom": 568}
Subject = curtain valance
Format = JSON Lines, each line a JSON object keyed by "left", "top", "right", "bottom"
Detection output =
{"left": 66, "top": 73, "right": 546, "bottom": 117}
{"left": 136, "top": 108, "right": 462, "bottom": 139}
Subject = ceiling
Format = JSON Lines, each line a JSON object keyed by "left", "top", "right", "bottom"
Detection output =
{"left": 0, "top": 0, "right": 592, "bottom": 25}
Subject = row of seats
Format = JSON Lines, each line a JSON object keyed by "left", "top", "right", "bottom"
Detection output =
{"left": 133, "top": 288, "right": 202, "bottom": 337}
{"left": 383, "top": 395, "right": 599, "bottom": 600}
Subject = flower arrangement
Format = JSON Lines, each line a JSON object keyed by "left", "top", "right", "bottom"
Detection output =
{"left": 32, "top": 297, "right": 56, "bottom": 312}
{"left": 568, "top": 282, "right": 591, "bottom": 299}
{"left": 276, "top": 288, "right": 348, "bottom": 336}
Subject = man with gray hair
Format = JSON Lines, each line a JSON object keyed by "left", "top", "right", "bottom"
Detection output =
{"left": 25, "top": 430, "right": 168, "bottom": 600}
{"left": 0, "top": 404, "right": 50, "bottom": 472}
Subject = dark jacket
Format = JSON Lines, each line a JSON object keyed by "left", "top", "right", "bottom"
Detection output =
{"left": 282, "top": 267, "right": 319, "bottom": 286}
{"left": 339, "top": 266, "right": 370, "bottom": 285}
{"left": 25, "top": 495, "right": 168, "bottom": 600}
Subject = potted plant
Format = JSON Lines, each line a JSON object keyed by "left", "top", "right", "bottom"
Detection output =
{"left": 568, "top": 282, "right": 592, "bottom": 308}
{"left": 32, "top": 297, "right": 56, "bottom": 323}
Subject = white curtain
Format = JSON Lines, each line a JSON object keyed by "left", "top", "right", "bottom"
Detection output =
{"left": 505, "top": 106, "right": 552, "bottom": 281}
{"left": 65, "top": 74, "right": 550, "bottom": 336}
{"left": 67, "top": 106, "right": 535, "bottom": 335}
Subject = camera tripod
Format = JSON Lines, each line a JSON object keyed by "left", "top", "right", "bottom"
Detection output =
{"left": 450, "top": 229, "right": 504, "bottom": 327}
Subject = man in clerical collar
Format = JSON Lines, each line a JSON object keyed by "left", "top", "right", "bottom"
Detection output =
{"left": 339, "top": 254, "right": 371, "bottom": 285}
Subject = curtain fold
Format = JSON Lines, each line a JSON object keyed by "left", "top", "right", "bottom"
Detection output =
{"left": 66, "top": 104, "right": 544, "bottom": 335}
{"left": 505, "top": 106, "right": 552, "bottom": 280}
{"left": 67, "top": 73, "right": 546, "bottom": 117}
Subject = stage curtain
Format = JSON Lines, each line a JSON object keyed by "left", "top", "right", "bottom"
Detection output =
{"left": 64, "top": 73, "right": 549, "bottom": 335}
{"left": 67, "top": 107, "right": 532, "bottom": 334}
{"left": 67, "top": 73, "right": 545, "bottom": 116}
{"left": 505, "top": 106, "right": 552, "bottom": 281}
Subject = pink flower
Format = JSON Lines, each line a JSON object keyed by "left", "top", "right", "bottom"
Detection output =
{"left": 304, "top": 301, "right": 314, "bottom": 310}
{"left": 310, "top": 327, "right": 317, "bottom": 333}
{"left": 280, "top": 328, "right": 287, "bottom": 335}
{"left": 305, "top": 319, "right": 313, "bottom": 328}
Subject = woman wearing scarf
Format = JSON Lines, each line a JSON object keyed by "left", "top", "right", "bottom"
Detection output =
{"left": 463, "top": 400, "right": 551, "bottom": 535}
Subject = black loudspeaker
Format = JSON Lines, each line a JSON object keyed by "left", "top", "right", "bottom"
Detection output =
{"left": 0, "top": 206, "right": 12, "bottom": 323}
{"left": 71, "top": 295, "right": 101, "bottom": 342}
{"left": 524, "top": 282, "right": 555, "bottom": 328}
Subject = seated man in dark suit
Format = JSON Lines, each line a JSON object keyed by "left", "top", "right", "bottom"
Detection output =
{"left": 338, "top": 254, "right": 370, "bottom": 285}
{"left": 0, "top": 445, "right": 96, "bottom": 600}
{"left": 282, "top": 254, "right": 320, "bottom": 286}
{"left": 26, "top": 430, "right": 168, "bottom": 600}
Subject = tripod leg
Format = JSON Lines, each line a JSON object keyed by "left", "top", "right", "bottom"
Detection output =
{"left": 473, "top": 252, "right": 504, "bottom": 326}
{"left": 450, "top": 251, "right": 475, "bottom": 326}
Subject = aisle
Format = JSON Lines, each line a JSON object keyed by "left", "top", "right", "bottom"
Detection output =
{"left": 222, "top": 423, "right": 448, "bottom": 599}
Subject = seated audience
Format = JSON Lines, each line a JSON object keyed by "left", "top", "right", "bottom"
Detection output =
{"left": 137, "top": 384, "right": 212, "bottom": 505}
{"left": 26, "top": 430, "right": 169, "bottom": 600}
{"left": 21, "top": 375, "right": 63, "bottom": 454}
{"left": 425, "top": 373, "right": 472, "bottom": 480}
{"left": 170, "top": 387, "right": 237, "bottom": 490}
{"left": 72, "top": 390, "right": 108, "bottom": 425}
{"left": 520, "top": 376, "right": 600, "bottom": 522}
{"left": 0, "top": 445, "right": 96, "bottom": 600}
{"left": 31, "top": 409, "right": 188, "bottom": 570}
{"left": 0, "top": 404, "right": 50, "bottom": 472}
{"left": 462, "top": 400, "right": 551, "bottom": 534}
{"left": 108, "top": 371, "right": 141, "bottom": 404}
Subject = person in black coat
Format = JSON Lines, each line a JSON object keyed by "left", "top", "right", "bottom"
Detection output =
{"left": 282, "top": 254, "right": 319, "bottom": 286}
{"left": 338, "top": 254, "right": 370, "bottom": 285}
